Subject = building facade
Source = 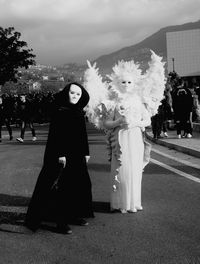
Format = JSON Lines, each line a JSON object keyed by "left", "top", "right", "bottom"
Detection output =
{"left": 166, "top": 29, "right": 200, "bottom": 77}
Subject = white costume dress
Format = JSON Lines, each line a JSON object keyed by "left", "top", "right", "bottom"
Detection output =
{"left": 107, "top": 95, "right": 151, "bottom": 212}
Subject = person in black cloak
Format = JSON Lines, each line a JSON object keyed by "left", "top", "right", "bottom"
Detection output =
{"left": 25, "top": 82, "right": 94, "bottom": 234}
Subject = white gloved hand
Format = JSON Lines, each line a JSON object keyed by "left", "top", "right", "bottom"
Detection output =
{"left": 85, "top": 156, "right": 90, "bottom": 163}
{"left": 58, "top": 156, "right": 66, "bottom": 168}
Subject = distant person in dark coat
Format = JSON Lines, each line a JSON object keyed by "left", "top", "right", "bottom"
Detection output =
{"left": 16, "top": 95, "right": 37, "bottom": 142}
{"left": 0, "top": 95, "right": 13, "bottom": 142}
{"left": 151, "top": 91, "right": 172, "bottom": 139}
{"left": 25, "top": 82, "right": 94, "bottom": 234}
{"left": 172, "top": 80, "right": 193, "bottom": 138}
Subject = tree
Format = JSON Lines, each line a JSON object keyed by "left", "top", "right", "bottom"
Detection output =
{"left": 0, "top": 26, "right": 36, "bottom": 86}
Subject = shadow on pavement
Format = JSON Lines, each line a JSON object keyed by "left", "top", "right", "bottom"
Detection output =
{"left": 0, "top": 194, "right": 28, "bottom": 233}
{"left": 0, "top": 194, "right": 111, "bottom": 234}
{"left": 93, "top": 201, "right": 110, "bottom": 213}
{"left": 88, "top": 163, "right": 110, "bottom": 172}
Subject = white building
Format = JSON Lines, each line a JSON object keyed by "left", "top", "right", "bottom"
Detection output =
{"left": 166, "top": 29, "right": 200, "bottom": 77}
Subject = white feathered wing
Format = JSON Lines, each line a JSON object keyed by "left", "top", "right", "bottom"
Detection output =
{"left": 83, "top": 60, "right": 112, "bottom": 129}
{"left": 141, "top": 50, "right": 166, "bottom": 116}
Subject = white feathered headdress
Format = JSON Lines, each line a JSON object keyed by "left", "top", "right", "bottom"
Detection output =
{"left": 108, "top": 59, "right": 142, "bottom": 97}
{"left": 83, "top": 50, "right": 166, "bottom": 128}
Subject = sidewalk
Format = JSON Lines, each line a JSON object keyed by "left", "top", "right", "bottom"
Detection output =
{"left": 146, "top": 127, "right": 200, "bottom": 159}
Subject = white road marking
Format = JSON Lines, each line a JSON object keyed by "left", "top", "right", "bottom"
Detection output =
{"left": 151, "top": 158, "right": 200, "bottom": 183}
{"left": 152, "top": 148, "right": 200, "bottom": 170}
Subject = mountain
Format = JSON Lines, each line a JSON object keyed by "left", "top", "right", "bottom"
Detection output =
{"left": 93, "top": 19, "right": 200, "bottom": 74}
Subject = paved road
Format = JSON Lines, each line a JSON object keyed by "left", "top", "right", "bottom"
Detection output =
{"left": 0, "top": 124, "right": 200, "bottom": 264}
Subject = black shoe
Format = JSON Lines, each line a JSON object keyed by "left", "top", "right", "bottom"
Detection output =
{"left": 25, "top": 222, "right": 38, "bottom": 233}
{"left": 71, "top": 218, "right": 89, "bottom": 226}
{"left": 56, "top": 224, "right": 72, "bottom": 234}
{"left": 10, "top": 135, "right": 13, "bottom": 140}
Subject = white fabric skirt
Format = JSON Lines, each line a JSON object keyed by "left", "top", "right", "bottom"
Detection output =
{"left": 110, "top": 127, "right": 144, "bottom": 211}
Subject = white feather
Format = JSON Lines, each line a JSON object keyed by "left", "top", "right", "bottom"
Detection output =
{"left": 83, "top": 61, "right": 110, "bottom": 128}
{"left": 141, "top": 50, "right": 166, "bottom": 116}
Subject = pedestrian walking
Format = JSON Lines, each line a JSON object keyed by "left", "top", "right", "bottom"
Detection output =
{"left": 16, "top": 94, "right": 37, "bottom": 142}
{"left": 151, "top": 104, "right": 165, "bottom": 139}
{"left": 172, "top": 79, "right": 193, "bottom": 138}
{"left": 25, "top": 82, "right": 94, "bottom": 234}
{"left": 151, "top": 91, "right": 172, "bottom": 139}
{"left": 0, "top": 95, "right": 13, "bottom": 142}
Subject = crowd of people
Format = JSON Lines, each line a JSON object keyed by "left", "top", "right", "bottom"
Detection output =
{"left": 0, "top": 91, "right": 55, "bottom": 142}
{"left": 1, "top": 72, "right": 199, "bottom": 143}
{"left": 151, "top": 72, "right": 200, "bottom": 139}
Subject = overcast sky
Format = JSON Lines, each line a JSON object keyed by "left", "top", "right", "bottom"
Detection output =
{"left": 0, "top": 0, "right": 199, "bottom": 66}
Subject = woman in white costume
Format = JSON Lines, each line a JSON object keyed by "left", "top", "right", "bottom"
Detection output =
{"left": 84, "top": 50, "right": 166, "bottom": 213}
{"left": 103, "top": 73, "right": 151, "bottom": 213}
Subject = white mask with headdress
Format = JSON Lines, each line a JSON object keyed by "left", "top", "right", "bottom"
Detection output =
{"left": 83, "top": 50, "right": 166, "bottom": 129}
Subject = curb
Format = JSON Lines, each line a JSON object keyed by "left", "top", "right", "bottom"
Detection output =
{"left": 145, "top": 132, "right": 200, "bottom": 159}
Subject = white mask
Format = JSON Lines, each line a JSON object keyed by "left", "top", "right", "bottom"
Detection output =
{"left": 69, "top": 84, "right": 82, "bottom": 104}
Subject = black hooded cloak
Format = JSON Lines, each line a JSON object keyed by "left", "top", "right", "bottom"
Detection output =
{"left": 25, "top": 82, "right": 94, "bottom": 231}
